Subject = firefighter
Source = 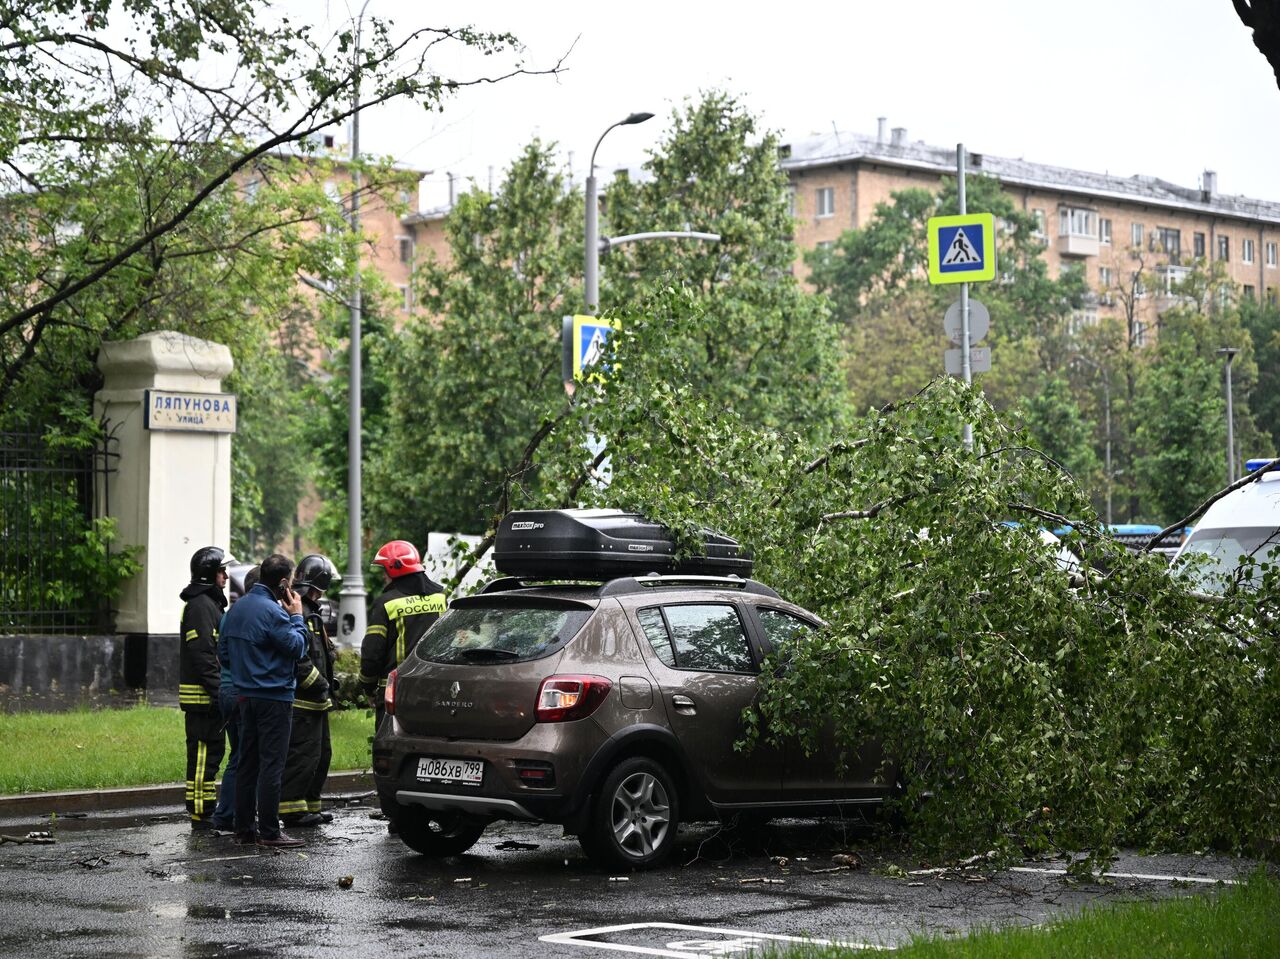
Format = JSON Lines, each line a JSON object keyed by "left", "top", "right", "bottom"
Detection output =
{"left": 179, "top": 546, "right": 233, "bottom": 829}
{"left": 278, "top": 554, "right": 337, "bottom": 827}
{"left": 359, "top": 540, "right": 446, "bottom": 731}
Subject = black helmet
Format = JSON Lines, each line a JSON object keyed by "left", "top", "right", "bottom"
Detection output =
{"left": 293, "top": 554, "right": 335, "bottom": 593}
{"left": 190, "top": 546, "right": 232, "bottom": 586}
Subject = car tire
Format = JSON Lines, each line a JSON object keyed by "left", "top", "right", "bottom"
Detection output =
{"left": 586, "top": 756, "right": 680, "bottom": 870}
{"left": 395, "top": 808, "right": 486, "bottom": 857}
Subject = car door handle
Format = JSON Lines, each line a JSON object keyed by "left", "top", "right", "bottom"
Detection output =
{"left": 671, "top": 695, "right": 696, "bottom": 714}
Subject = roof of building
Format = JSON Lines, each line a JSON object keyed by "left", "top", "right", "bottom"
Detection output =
{"left": 780, "top": 129, "right": 1280, "bottom": 225}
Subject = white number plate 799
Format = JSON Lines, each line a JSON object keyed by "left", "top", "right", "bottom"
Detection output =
{"left": 416, "top": 756, "right": 483, "bottom": 786}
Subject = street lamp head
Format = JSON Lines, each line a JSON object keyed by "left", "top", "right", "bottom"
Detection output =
{"left": 1216, "top": 347, "right": 1240, "bottom": 358}
{"left": 622, "top": 112, "right": 655, "bottom": 125}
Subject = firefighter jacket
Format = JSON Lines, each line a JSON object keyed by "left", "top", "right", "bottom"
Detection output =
{"left": 178, "top": 584, "right": 228, "bottom": 712}
{"left": 294, "top": 596, "right": 336, "bottom": 713}
{"left": 359, "top": 572, "right": 446, "bottom": 691}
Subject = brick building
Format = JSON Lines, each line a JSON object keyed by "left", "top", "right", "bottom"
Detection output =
{"left": 781, "top": 121, "right": 1280, "bottom": 340}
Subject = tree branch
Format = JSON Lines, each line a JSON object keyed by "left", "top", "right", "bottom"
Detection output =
{"left": 1143, "top": 460, "right": 1280, "bottom": 551}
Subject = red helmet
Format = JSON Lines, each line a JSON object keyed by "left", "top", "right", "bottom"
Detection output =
{"left": 372, "top": 540, "right": 424, "bottom": 578}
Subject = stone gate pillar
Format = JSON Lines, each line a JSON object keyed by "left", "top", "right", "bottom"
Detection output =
{"left": 94, "top": 332, "right": 235, "bottom": 679}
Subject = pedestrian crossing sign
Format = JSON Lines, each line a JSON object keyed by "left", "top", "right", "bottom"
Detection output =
{"left": 928, "top": 213, "right": 996, "bottom": 285}
{"left": 571, "top": 314, "right": 621, "bottom": 383}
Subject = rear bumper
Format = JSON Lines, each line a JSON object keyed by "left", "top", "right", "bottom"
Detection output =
{"left": 395, "top": 790, "right": 539, "bottom": 821}
{"left": 372, "top": 715, "right": 608, "bottom": 825}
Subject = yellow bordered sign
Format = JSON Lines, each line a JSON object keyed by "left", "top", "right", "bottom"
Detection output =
{"left": 928, "top": 213, "right": 996, "bottom": 285}
{"left": 572, "top": 314, "right": 620, "bottom": 383}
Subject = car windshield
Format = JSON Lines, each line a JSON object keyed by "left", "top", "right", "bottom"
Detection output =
{"left": 1176, "top": 525, "right": 1280, "bottom": 592}
{"left": 415, "top": 603, "right": 592, "bottom": 665}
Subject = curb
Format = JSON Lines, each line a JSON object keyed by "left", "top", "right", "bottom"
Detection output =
{"left": 0, "top": 769, "right": 376, "bottom": 818}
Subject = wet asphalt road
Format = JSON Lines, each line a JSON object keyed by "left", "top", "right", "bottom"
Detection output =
{"left": 0, "top": 800, "right": 1262, "bottom": 959}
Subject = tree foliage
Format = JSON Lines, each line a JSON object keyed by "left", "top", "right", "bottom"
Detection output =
{"left": 513, "top": 287, "right": 1280, "bottom": 866}
{"left": 368, "top": 92, "right": 847, "bottom": 543}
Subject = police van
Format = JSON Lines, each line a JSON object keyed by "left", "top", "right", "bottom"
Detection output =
{"left": 1173, "top": 459, "right": 1280, "bottom": 592}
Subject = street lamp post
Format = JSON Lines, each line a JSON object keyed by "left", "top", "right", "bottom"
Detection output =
{"left": 1217, "top": 347, "right": 1240, "bottom": 486}
{"left": 336, "top": 0, "right": 374, "bottom": 650}
{"left": 585, "top": 113, "right": 653, "bottom": 314}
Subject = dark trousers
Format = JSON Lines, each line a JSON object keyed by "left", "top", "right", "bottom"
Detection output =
{"left": 234, "top": 697, "right": 293, "bottom": 840}
{"left": 210, "top": 687, "right": 239, "bottom": 827}
{"left": 279, "top": 709, "right": 330, "bottom": 817}
{"left": 184, "top": 710, "right": 226, "bottom": 822}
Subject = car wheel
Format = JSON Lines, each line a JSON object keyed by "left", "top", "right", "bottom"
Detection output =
{"left": 395, "top": 808, "right": 486, "bottom": 857}
{"left": 587, "top": 756, "right": 680, "bottom": 869}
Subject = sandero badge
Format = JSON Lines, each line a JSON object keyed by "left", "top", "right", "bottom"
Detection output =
{"left": 371, "top": 508, "right": 892, "bottom": 869}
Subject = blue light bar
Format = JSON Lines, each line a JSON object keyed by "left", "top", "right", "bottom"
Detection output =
{"left": 1245, "top": 458, "right": 1278, "bottom": 472}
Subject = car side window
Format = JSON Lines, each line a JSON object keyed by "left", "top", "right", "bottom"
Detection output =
{"left": 757, "top": 609, "right": 816, "bottom": 656}
{"left": 637, "top": 607, "right": 676, "bottom": 667}
{"left": 660, "top": 604, "right": 755, "bottom": 674}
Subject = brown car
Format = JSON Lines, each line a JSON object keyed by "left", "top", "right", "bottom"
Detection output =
{"left": 372, "top": 510, "right": 890, "bottom": 869}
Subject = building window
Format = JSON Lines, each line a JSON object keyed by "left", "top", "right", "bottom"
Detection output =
{"left": 1243, "top": 238, "right": 1255, "bottom": 264}
{"left": 1244, "top": 285, "right": 1256, "bottom": 300}
{"left": 1267, "top": 241, "right": 1277, "bottom": 267}
{"left": 1032, "top": 209, "right": 1046, "bottom": 238}
{"left": 815, "top": 187, "right": 834, "bottom": 218}
{"left": 1157, "top": 227, "right": 1181, "bottom": 261}
{"left": 1268, "top": 287, "right": 1278, "bottom": 306}
{"left": 786, "top": 186, "right": 796, "bottom": 217}
{"left": 1099, "top": 217, "right": 1112, "bottom": 245}
{"left": 398, "top": 284, "right": 411, "bottom": 312}
{"left": 1133, "top": 320, "right": 1147, "bottom": 347}
{"left": 1099, "top": 266, "right": 1113, "bottom": 288}
{"left": 815, "top": 240, "right": 835, "bottom": 251}
{"left": 1193, "top": 232, "right": 1205, "bottom": 258}
{"left": 1132, "top": 272, "right": 1147, "bottom": 299}
{"left": 1059, "top": 207, "right": 1096, "bottom": 237}
{"left": 397, "top": 235, "right": 414, "bottom": 264}
{"left": 1068, "top": 310, "right": 1098, "bottom": 335}
{"left": 1159, "top": 264, "right": 1191, "bottom": 295}
{"left": 1131, "top": 223, "right": 1144, "bottom": 247}
{"left": 1218, "top": 235, "right": 1230, "bottom": 261}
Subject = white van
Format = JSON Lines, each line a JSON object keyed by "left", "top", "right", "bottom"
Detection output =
{"left": 1173, "top": 459, "right": 1280, "bottom": 592}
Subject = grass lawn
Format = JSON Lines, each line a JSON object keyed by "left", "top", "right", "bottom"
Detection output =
{"left": 774, "top": 872, "right": 1280, "bottom": 958}
{"left": 0, "top": 705, "right": 375, "bottom": 794}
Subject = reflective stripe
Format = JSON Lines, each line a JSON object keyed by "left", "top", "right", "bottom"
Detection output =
{"left": 194, "top": 742, "right": 207, "bottom": 814}
{"left": 184, "top": 629, "right": 199, "bottom": 641}
{"left": 365, "top": 625, "right": 387, "bottom": 637}
{"left": 300, "top": 667, "right": 321, "bottom": 689}
{"left": 384, "top": 593, "right": 446, "bottom": 620}
{"left": 278, "top": 799, "right": 309, "bottom": 814}
{"left": 306, "top": 801, "right": 322, "bottom": 813}
{"left": 293, "top": 698, "right": 332, "bottom": 712}
{"left": 357, "top": 672, "right": 380, "bottom": 685}
{"left": 179, "top": 683, "right": 213, "bottom": 704}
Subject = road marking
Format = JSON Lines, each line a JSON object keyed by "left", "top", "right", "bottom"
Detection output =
{"left": 1009, "top": 867, "right": 1240, "bottom": 885}
{"left": 540, "top": 922, "right": 889, "bottom": 957}
{"left": 173, "top": 853, "right": 260, "bottom": 864}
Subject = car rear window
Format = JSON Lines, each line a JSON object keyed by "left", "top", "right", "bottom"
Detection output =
{"left": 414, "top": 603, "right": 592, "bottom": 665}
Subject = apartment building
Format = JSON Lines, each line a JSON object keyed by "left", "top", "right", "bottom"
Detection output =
{"left": 782, "top": 122, "right": 1280, "bottom": 340}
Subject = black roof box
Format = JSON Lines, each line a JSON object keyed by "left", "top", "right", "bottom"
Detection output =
{"left": 494, "top": 509, "right": 752, "bottom": 580}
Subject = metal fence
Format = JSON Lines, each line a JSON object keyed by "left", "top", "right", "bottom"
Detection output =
{"left": 0, "top": 428, "right": 118, "bottom": 633}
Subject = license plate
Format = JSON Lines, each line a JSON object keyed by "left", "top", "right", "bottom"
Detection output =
{"left": 416, "top": 756, "right": 484, "bottom": 786}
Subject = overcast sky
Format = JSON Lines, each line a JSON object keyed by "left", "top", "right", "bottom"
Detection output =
{"left": 286, "top": 0, "right": 1280, "bottom": 212}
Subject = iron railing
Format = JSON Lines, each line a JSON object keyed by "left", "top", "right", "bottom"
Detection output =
{"left": 0, "top": 428, "right": 118, "bottom": 633}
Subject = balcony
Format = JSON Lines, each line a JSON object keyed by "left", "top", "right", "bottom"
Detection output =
{"left": 1155, "top": 265, "right": 1194, "bottom": 310}
{"left": 1059, "top": 232, "right": 1100, "bottom": 257}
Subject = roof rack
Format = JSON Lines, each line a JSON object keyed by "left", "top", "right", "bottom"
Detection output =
{"left": 598, "top": 573, "right": 779, "bottom": 598}
{"left": 476, "top": 573, "right": 780, "bottom": 599}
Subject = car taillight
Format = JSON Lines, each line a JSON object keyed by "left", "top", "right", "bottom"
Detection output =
{"left": 535, "top": 675, "right": 612, "bottom": 723}
{"left": 385, "top": 669, "right": 397, "bottom": 716}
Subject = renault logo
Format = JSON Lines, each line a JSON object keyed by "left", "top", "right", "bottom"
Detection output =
{"left": 450, "top": 681, "right": 461, "bottom": 698}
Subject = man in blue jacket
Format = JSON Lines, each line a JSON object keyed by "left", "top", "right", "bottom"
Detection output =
{"left": 221, "top": 553, "right": 309, "bottom": 848}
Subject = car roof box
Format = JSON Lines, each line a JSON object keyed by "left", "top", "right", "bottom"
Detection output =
{"left": 494, "top": 509, "right": 752, "bottom": 580}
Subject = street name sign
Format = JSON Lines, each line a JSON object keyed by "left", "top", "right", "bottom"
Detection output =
{"left": 144, "top": 389, "right": 237, "bottom": 433}
{"left": 928, "top": 213, "right": 996, "bottom": 285}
